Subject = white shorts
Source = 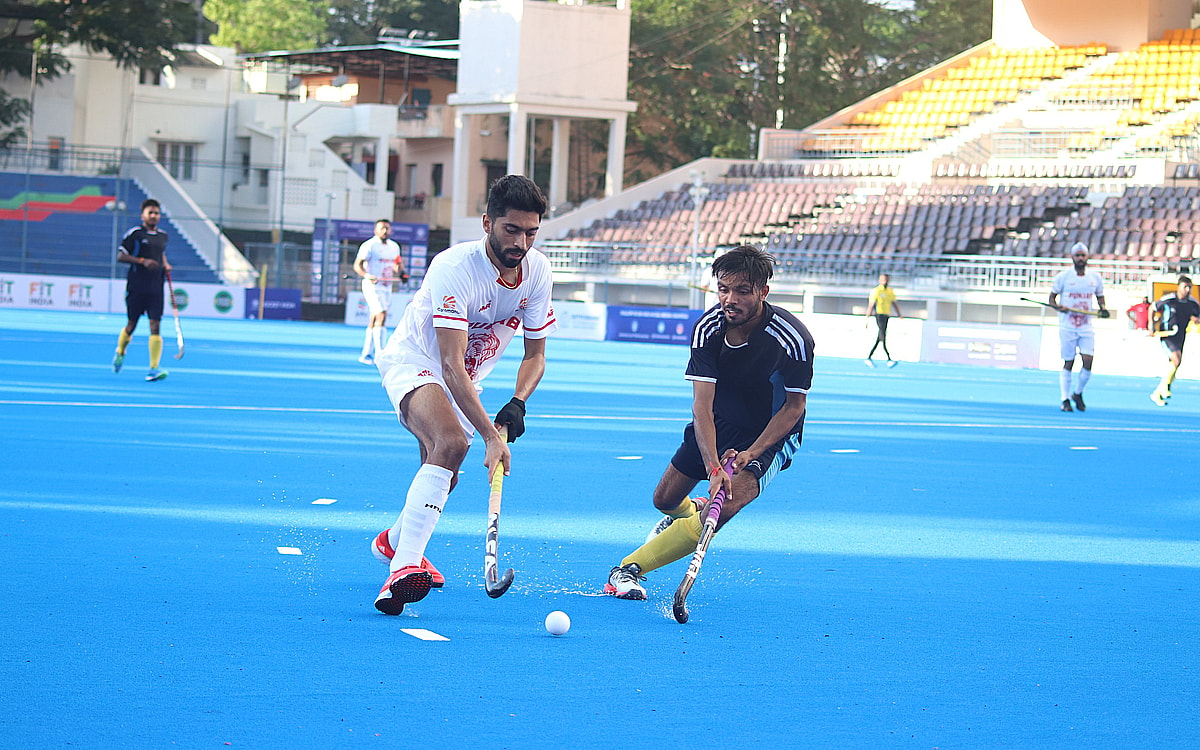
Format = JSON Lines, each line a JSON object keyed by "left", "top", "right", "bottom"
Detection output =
{"left": 361, "top": 279, "right": 392, "bottom": 316}
{"left": 1059, "top": 327, "right": 1095, "bottom": 360}
{"left": 377, "top": 346, "right": 475, "bottom": 439}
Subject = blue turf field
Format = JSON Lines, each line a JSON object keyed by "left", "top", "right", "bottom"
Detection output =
{"left": 2, "top": 309, "right": 1198, "bottom": 748}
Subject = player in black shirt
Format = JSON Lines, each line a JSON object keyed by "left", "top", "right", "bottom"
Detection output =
{"left": 112, "top": 199, "right": 172, "bottom": 381}
{"left": 1150, "top": 275, "right": 1200, "bottom": 406}
{"left": 605, "top": 244, "right": 815, "bottom": 600}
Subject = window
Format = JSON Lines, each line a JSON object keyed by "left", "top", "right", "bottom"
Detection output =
{"left": 431, "top": 163, "right": 444, "bottom": 197}
{"left": 156, "top": 142, "right": 196, "bottom": 181}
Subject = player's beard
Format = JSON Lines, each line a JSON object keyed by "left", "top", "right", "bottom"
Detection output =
{"left": 724, "top": 300, "right": 763, "bottom": 329}
{"left": 487, "top": 233, "right": 525, "bottom": 269}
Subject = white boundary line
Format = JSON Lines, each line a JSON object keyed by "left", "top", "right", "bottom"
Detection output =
{"left": 3, "top": 399, "right": 1198, "bottom": 433}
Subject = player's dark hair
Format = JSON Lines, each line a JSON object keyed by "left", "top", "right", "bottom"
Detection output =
{"left": 375, "top": 218, "right": 391, "bottom": 225}
{"left": 486, "top": 175, "right": 548, "bottom": 219}
{"left": 711, "top": 244, "right": 774, "bottom": 289}
{"left": 1179, "top": 275, "right": 1193, "bottom": 286}
{"left": 141, "top": 199, "right": 160, "bottom": 211}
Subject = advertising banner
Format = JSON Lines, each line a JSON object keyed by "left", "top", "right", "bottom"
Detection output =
{"left": 0, "top": 274, "right": 111, "bottom": 313}
{"left": 606, "top": 306, "right": 701, "bottom": 345}
{"left": 920, "top": 322, "right": 1041, "bottom": 368}
{"left": 245, "top": 288, "right": 303, "bottom": 320}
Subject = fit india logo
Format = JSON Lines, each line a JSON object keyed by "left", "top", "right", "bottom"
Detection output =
{"left": 213, "top": 290, "right": 233, "bottom": 314}
{"left": 28, "top": 280, "right": 54, "bottom": 307}
{"left": 68, "top": 283, "right": 96, "bottom": 309}
{"left": 172, "top": 287, "right": 190, "bottom": 311}
{"left": 0, "top": 278, "right": 13, "bottom": 305}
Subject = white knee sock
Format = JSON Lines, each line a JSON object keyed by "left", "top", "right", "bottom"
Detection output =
{"left": 361, "top": 326, "right": 374, "bottom": 357}
{"left": 389, "top": 464, "right": 452, "bottom": 572}
{"left": 1060, "top": 369, "right": 1072, "bottom": 400}
{"left": 372, "top": 325, "right": 386, "bottom": 354}
{"left": 1074, "top": 368, "right": 1091, "bottom": 394}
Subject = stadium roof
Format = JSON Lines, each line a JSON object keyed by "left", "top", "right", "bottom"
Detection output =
{"left": 240, "top": 42, "right": 459, "bottom": 82}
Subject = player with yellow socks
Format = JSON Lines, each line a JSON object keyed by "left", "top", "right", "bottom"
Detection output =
{"left": 112, "top": 198, "right": 171, "bottom": 382}
{"left": 605, "top": 245, "right": 815, "bottom": 602}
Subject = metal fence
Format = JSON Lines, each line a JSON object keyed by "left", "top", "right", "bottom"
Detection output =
{"left": 538, "top": 239, "right": 1166, "bottom": 294}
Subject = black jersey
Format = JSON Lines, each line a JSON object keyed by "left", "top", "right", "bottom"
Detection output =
{"left": 120, "top": 226, "right": 169, "bottom": 294}
{"left": 685, "top": 301, "right": 815, "bottom": 436}
{"left": 1154, "top": 293, "right": 1200, "bottom": 338}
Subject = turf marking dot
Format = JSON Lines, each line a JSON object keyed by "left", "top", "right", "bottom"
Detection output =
{"left": 312, "top": 498, "right": 338, "bottom": 505}
{"left": 1069, "top": 446, "right": 1099, "bottom": 451}
{"left": 276, "top": 546, "right": 303, "bottom": 555}
{"left": 830, "top": 449, "right": 860, "bottom": 454}
{"left": 615, "top": 455, "right": 643, "bottom": 460}
{"left": 401, "top": 628, "right": 450, "bottom": 641}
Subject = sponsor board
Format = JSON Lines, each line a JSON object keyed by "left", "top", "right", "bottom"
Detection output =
{"left": 606, "top": 306, "right": 701, "bottom": 345}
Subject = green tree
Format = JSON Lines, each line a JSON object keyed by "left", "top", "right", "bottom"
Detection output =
{"left": 203, "top": 0, "right": 325, "bottom": 53}
{"left": 325, "top": 0, "right": 458, "bottom": 47}
{"left": 0, "top": 0, "right": 198, "bottom": 146}
{"left": 624, "top": 0, "right": 991, "bottom": 183}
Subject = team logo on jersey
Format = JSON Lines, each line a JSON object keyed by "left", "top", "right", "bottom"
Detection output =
{"left": 464, "top": 330, "right": 501, "bottom": 379}
{"left": 479, "top": 300, "right": 492, "bottom": 312}
{"left": 518, "top": 297, "right": 529, "bottom": 310}
{"left": 437, "top": 295, "right": 460, "bottom": 316}
{"left": 417, "top": 369, "right": 433, "bottom": 378}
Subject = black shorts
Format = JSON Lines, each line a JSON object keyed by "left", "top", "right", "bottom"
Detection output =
{"left": 1161, "top": 333, "right": 1187, "bottom": 354}
{"left": 126, "top": 290, "right": 164, "bottom": 321}
{"left": 670, "top": 421, "right": 802, "bottom": 489}
{"left": 875, "top": 314, "right": 890, "bottom": 335}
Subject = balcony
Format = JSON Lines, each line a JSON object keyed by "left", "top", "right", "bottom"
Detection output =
{"left": 396, "top": 104, "right": 453, "bottom": 139}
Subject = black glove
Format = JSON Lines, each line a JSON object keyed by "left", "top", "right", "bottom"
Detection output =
{"left": 494, "top": 397, "right": 526, "bottom": 442}
{"left": 1098, "top": 308, "right": 1111, "bottom": 319}
{"left": 398, "top": 270, "right": 410, "bottom": 284}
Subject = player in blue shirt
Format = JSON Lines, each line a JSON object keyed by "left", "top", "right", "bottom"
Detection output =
{"left": 605, "top": 244, "right": 815, "bottom": 600}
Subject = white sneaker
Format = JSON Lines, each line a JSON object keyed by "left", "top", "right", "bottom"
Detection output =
{"left": 604, "top": 563, "right": 647, "bottom": 600}
{"left": 864, "top": 359, "right": 876, "bottom": 368}
{"left": 886, "top": 359, "right": 898, "bottom": 368}
{"left": 358, "top": 354, "right": 374, "bottom": 365}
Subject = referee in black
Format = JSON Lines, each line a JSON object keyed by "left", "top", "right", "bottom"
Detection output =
{"left": 112, "top": 198, "right": 172, "bottom": 381}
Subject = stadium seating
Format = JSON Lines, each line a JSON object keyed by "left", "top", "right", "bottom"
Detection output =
{"left": 562, "top": 178, "right": 1199, "bottom": 270}
{"left": 0, "top": 172, "right": 218, "bottom": 283}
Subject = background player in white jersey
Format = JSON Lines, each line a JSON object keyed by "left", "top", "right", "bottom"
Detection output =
{"left": 353, "top": 219, "right": 408, "bottom": 364}
{"left": 1049, "top": 242, "right": 1110, "bottom": 412}
{"left": 368, "top": 175, "right": 557, "bottom": 615}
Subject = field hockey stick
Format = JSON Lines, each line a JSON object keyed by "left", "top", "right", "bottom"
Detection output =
{"left": 484, "top": 424, "right": 515, "bottom": 598}
{"left": 166, "top": 270, "right": 184, "bottom": 359}
{"left": 1018, "top": 297, "right": 1100, "bottom": 316}
{"left": 673, "top": 455, "right": 736, "bottom": 624}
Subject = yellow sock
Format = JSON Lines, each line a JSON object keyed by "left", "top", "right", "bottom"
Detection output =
{"left": 621, "top": 512, "right": 701, "bottom": 574}
{"left": 149, "top": 335, "right": 163, "bottom": 368}
{"left": 117, "top": 329, "right": 132, "bottom": 355}
{"left": 1158, "top": 363, "right": 1179, "bottom": 394}
{"left": 665, "top": 496, "right": 698, "bottom": 520}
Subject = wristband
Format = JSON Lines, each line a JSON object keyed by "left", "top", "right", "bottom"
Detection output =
{"left": 708, "top": 462, "right": 723, "bottom": 478}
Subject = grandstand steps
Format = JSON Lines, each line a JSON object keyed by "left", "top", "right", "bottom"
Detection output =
{"left": 920, "top": 51, "right": 1122, "bottom": 164}
{"left": 1100, "top": 97, "right": 1200, "bottom": 159}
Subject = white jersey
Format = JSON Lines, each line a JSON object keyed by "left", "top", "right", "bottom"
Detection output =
{"left": 1050, "top": 269, "right": 1104, "bottom": 331}
{"left": 356, "top": 236, "right": 402, "bottom": 283}
{"left": 380, "top": 237, "right": 557, "bottom": 386}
